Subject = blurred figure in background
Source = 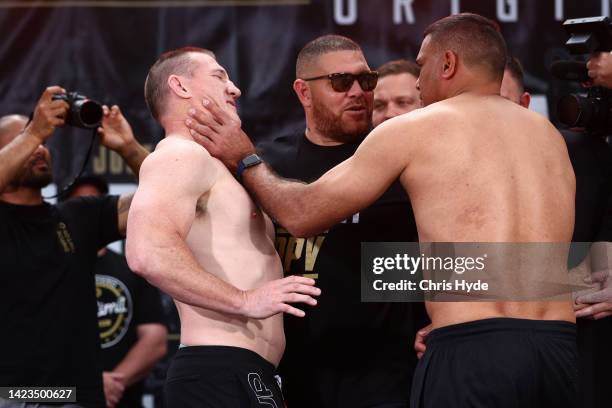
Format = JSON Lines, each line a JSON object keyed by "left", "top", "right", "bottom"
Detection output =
{"left": 500, "top": 56, "right": 531, "bottom": 108}
{"left": 372, "top": 59, "right": 421, "bottom": 127}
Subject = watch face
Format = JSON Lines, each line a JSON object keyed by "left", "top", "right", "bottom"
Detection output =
{"left": 244, "top": 154, "right": 262, "bottom": 166}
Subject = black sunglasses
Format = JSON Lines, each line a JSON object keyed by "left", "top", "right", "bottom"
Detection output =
{"left": 302, "top": 71, "right": 379, "bottom": 92}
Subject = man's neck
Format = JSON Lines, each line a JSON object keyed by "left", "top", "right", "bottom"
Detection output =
{"left": 0, "top": 186, "right": 43, "bottom": 205}
{"left": 163, "top": 120, "right": 197, "bottom": 142}
{"left": 446, "top": 76, "right": 502, "bottom": 100}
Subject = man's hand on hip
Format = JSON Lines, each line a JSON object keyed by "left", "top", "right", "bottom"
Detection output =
{"left": 240, "top": 275, "right": 321, "bottom": 319}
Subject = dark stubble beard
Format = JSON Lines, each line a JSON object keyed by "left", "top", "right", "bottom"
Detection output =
{"left": 311, "top": 100, "right": 371, "bottom": 144}
{"left": 15, "top": 167, "right": 53, "bottom": 189}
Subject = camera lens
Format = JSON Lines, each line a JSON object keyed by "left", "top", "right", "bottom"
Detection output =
{"left": 74, "top": 99, "right": 103, "bottom": 128}
{"left": 557, "top": 94, "right": 599, "bottom": 128}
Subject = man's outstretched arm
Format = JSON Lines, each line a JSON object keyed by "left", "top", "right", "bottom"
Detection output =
{"left": 185, "top": 100, "right": 410, "bottom": 237}
{"left": 126, "top": 139, "right": 319, "bottom": 318}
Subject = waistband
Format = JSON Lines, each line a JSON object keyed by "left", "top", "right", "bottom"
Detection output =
{"left": 173, "top": 345, "right": 277, "bottom": 373}
{"left": 428, "top": 317, "right": 576, "bottom": 345}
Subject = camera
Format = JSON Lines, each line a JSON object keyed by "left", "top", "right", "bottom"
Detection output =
{"left": 52, "top": 91, "right": 103, "bottom": 129}
{"left": 553, "top": 16, "right": 612, "bottom": 135}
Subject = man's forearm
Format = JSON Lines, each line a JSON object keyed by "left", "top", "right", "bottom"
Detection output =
{"left": 0, "top": 129, "right": 44, "bottom": 192}
{"left": 242, "top": 163, "right": 340, "bottom": 237}
{"left": 128, "top": 235, "right": 246, "bottom": 315}
{"left": 112, "top": 325, "right": 166, "bottom": 386}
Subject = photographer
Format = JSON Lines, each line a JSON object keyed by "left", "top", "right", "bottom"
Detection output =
{"left": 0, "top": 86, "right": 148, "bottom": 408}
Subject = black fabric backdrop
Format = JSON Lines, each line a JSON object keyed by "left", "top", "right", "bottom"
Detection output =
{"left": 0, "top": 0, "right": 608, "bottom": 185}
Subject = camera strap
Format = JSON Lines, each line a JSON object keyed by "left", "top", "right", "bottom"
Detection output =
{"left": 43, "top": 128, "right": 98, "bottom": 200}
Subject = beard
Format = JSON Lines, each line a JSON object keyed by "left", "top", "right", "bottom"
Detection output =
{"left": 311, "top": 98, "right": 371, "bottom": 144}
{"left": 16, "top": 167, "right": 53, "bottom": 189}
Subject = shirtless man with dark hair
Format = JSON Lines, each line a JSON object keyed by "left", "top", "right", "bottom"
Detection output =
{"left": 126, "top": 47, "right": 320, "bottom": 408}
{"left": 186, "top": 13, "right": 578, "bottom": 407}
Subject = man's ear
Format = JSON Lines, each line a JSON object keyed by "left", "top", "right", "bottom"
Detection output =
{"left": 520, "top": 92, "right": 531, "bottom": 109}
{"left": 167, "top": 75, "right": 191, "bottom": 99}
{"left": 293, "top": 79, "right": 312, "bottom": 108}
{"left": 441, "top": 51, "right": 458, "bottom": 80}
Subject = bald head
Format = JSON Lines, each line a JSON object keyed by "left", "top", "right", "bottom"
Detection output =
{"left": 296, "top": 34, "right": 362, "bottom": 78}
{"left": 0, "top": 114, "right": 28, "bottom": 148}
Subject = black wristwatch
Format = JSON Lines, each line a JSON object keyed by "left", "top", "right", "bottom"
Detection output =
{"left": 237, "top": 153, "right": 263, "bottom": 180}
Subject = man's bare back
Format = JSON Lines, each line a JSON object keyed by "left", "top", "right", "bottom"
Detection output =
{"left": 394, "top": 93, "right": 576, "bottom": 328}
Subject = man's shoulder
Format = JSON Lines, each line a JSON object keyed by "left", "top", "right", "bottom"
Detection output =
{"left": 153, "top": 137, "right": 212, "bottom": 160}
{"left": 143, "top": 137, "right": 217, "bottom": 175}
{"left": 138, "top": 137, "right": 219, "bottom": 196}
{"left": 56, "top": 196, "right": 119, "bottom": 229}
{"left": 57, "top": 195, "right": 117, "bottom": 214}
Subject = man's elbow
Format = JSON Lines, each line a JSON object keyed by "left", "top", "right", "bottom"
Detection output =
{"left": 156, "top": 336, "right": 168, "bottom": 360}
{"left": 283, "top": 217, "right": 322, "bottom": 238}
{"left": 150, "top": 326, "right": 168, "bottom": 361}
{"left": 126, "top": 240, "right": 156, "bottom": 280}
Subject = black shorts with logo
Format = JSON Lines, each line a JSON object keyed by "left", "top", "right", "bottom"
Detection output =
{"left": 410, "top": 317, "right": 578, "bottom": 408}
{"left": 165, "top": 345, "right": 284, "bottom": 408}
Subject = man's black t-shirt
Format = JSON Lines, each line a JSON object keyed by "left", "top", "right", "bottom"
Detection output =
{"left": 95, "top": 250, "right": 165, "bottom": 408}
{"left": 258, "top": 131, "right": 427, "bottom": 408}
{"left": 0, "top": 196, "right": 120, "bottom": 408}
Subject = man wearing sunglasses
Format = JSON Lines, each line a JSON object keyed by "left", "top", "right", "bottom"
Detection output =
{"left": 187, "top": 13, "right": 579, "bottom": 408}
{"left": 188, "top": 35, "right": 422, "bottom": 408}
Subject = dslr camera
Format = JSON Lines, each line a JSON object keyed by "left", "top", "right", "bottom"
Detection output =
{"left": 553, "top": 16, "right": 612, "bottom": 135}
{"left": 52, "top": 91, "right": 103, "bottom": 129}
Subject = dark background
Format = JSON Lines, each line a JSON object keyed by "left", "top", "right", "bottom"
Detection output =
{"left": 2, "top": 1, "right": 611, "bottom": 405}
{"left": 0, "top": 0, "right": 607, "bottom": 186}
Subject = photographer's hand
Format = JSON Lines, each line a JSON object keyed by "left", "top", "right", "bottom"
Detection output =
{"left": 26, "top": 86, "right": 69, "bottom": 143}
{"left": 98, "top": 105, "right": 149, "bottom": 178}
{"left": 587, "top": 52, "right": 612, "bottom": 88}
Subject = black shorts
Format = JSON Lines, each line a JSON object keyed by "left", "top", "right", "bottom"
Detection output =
{"left": 410, "top": 317, "right": 577, "bottom": 408}
{"left": 165, "top": 345, "right": 284, "bottom": 408}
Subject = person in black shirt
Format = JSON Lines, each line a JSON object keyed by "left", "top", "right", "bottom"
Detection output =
{"left": 250, "top": 36, "right": 425, "bottom": 408}
{"left": 0, "top": 87, "right": 149, "bottom": 408}
{"left": 66, "top": 176, "right": 167, "bottom": 408}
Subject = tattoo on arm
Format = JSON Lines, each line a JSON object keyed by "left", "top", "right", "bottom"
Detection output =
{"left": 118, "top": 194, "right": 134, "bottom": 216}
